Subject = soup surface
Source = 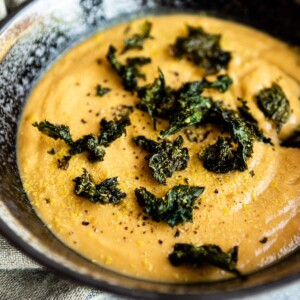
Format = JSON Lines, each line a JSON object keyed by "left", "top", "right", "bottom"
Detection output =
{"left": 18, "top": 15, "right": 300, "bottom": 282}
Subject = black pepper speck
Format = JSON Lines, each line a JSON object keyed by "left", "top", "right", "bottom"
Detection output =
{"left": 260, "top": 237, "right": 268, "bottom": 243}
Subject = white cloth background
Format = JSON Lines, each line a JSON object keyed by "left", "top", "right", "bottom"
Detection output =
{"left": 0, "top": 1, "right": 299, "bottom": 299}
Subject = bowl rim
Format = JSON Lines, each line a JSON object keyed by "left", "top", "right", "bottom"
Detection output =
{"left": 0, "top": 0, "right": 299, "bottom": 299}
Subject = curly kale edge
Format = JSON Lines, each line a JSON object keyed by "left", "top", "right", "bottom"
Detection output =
{"left": 132, "top": 135, "right": 189, "bottom": 185}
{"left": 73, "top": 169, "right": 126, "bottom": 204}
{"left": 168, "top": 243, "right": 242, "bottom": 277}
{"left": 134, "top": 184, "right": 205, "bottom": 227}
{"left": 33, "top": 114, "right": 131, "bottom": 167}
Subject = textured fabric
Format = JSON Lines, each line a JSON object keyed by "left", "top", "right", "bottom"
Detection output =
{"left": 0, "top": 234, "right": 40, "bottom": 270}
{"left": 0, "top": 269, "right": 124, "bottom": 300}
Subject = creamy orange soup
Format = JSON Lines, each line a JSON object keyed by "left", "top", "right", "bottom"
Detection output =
{"left": 18, "top": 15, "right": 300, "bottom": 282}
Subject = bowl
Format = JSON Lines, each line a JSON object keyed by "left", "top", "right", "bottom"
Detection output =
{"left": 0, "top": 0, "right": 299, "bottom": 298}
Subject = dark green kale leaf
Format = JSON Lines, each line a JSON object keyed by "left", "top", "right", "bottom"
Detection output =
{"left": 33, "top": 120, "right": 73, "bottom": 146}
{"left": 33, "top": 115, "right": 131, "bottom": 165}
{"left": 198, "top": 137, "right": 235, "bottom": 173}
{"left": 160, "top": 96, "right": 213, "bottom": 138}
{"left": 122, "top": 20, "right": 153, "bottom": 53}
{"left": 132, "top": 135, "right": 159, "bottom": 153}
{"left": 70, "top": 134, "right": 106, "bottom": 162}
{"left": 171, "top": 26, "right": 231, "bottom": 75}
{"left": 281, "top": 128, "right": 300, "bottom": 148}
{"left": 137, "top": 69, "right": 165, "bottom": 124}
{"left": 33, "top": 120, "right": 105, "bottom": 165}
{"left": 168, "top": 243, "right": 241, "bottom": 277}
{"left": 106, "top": 45, "right": 151, "bottom": 91}
{"left": 256, "top": 83, "right": 290, "bottom": 132}
{"left": 134, "top": 184, "right": 205, "bottom": 227}
{"left": 132, "top": 135, "right": 189, "bottom": 185}
{"left": 98, "top": 114, "right": 131, "bottom": 147}
{"left": 95, "top": 84, "right": 111, "bottom": 97}
{"left": 73, "top": 169, "right": 126, "bottom": 204}
{"left": 136, "top": 69, "right": 175, "bottom": 129}
{"left": 58, "top": 155, "right": 71, "bottom": 170}
{"left": 126, "top": 56, "right": 152, "bottom": 68}
{"left": 177, "top": 74, "right": 232, "bottom": 96}
{"left": 136, "top": 71, "right": 232, "bottom": 132}
{"left": 237, "top": 98, "right": 272, "bottom": 145}
{"left": 135, "top": 70, "right": 232, "bottom": 134}
{"left": 197, "top": 102, "right": 255, "bottom": 173}
{"left": 213, "top": 103, "right": 255, "bottom": 171}
{"left": 207, "top": 74, "right": 233, "bottom": 93}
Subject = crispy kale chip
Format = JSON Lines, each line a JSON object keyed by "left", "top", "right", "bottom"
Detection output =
{"left": 199, "top": 98, "right": 275, "bottom": 173}
{"left": 160, "top": 75, "right": 232, "bottom": 137}
{"left": 134, "top": 184, "right": 205, "bottom": 227}
{"left": 122, "top": 20, "right": 153, "bottom": 53}
{"left": 237, "top": 98, "right": 272, "bottom": 145}
{"left": 70, "top": 134, "right": 106, "bottom": 162}
{"left": 33, "top": 115, "right": 131, "bottom": 165}
{"left": 135, "top": 70, "right": 232, "bottom": 135}
{"left": 222, "top": 104, "right": 253, "bottom": 169}
{"left": 168, "top": 243, "right": 241, "bottom": 276}
{"left": 73, "top": 169, "right": 126, "bottom": 204}
{"left": 33, "top": 121, "right": 106, "bottom": 163}
{"left": 281, "top": 128, "right": 300, "bottom": 148}
{"left": 160, "top": 96, "right": 213, "bottom": 138}
{"left": 216, "top": 104, "right": 255, "bottom": 171}
{"left": 177, "top": 74, "right": 233, "bottom": 95}
{"left": 98, "top": 114, "right": 131, "bottom": 147}
{"left": 106, "top": 45, "right": 151, "bottom": 91}
{"left": 198, "top": 137, "right": 235, "bottom": 173}
{"left": 126, "top": 56, "right": 152, "bottom": 67}
{"left": 136, "top": 69, "right": 172, "bottom": 129}
{"left": 198, "top": 103, "right": 255, "bottom": 173}
{"left": 256, "top": 83, "right": 290, "bottom": 132}
{"left": 171, "top": 26, "right": 231, "bottom": 74}
{"left": 33, "top": 120, "right": 73, "bottom": 146}
{"left": 95, "top": 84, "right": 111, "bottom": 97}
{"left": 132, "top": 135, "right": 189, "bottom": 185}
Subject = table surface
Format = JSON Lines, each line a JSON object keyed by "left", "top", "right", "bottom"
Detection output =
{"left": 0, "top": 1, "right": 299, "bottom": 299}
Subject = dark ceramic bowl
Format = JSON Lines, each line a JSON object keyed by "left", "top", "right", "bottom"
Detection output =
{"left": 0, "top": 0, "right": 299, "bottom": 299}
